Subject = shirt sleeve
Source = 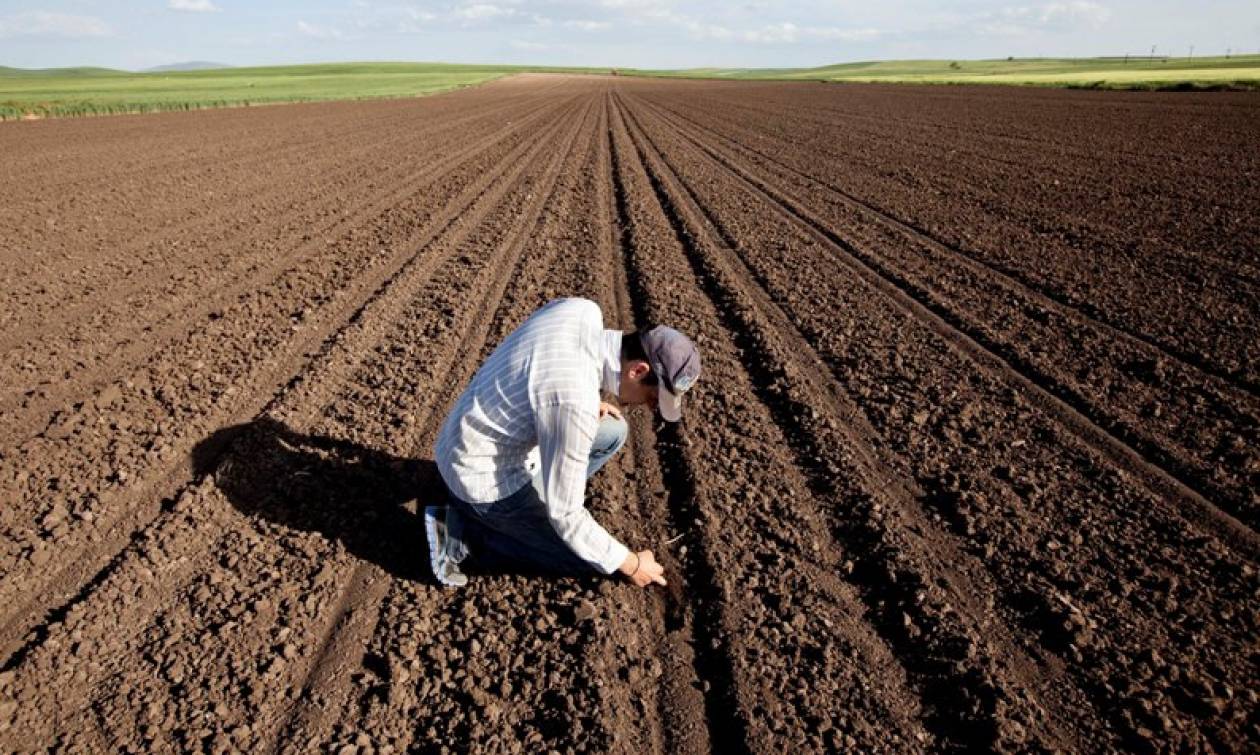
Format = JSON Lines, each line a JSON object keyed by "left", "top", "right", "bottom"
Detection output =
{"left": 534, "top": 399, "right": 630, "bottom": 574}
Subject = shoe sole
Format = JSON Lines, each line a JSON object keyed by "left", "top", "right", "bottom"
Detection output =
{"left": 424, "top": 505, "right": 466, "bottom": 588}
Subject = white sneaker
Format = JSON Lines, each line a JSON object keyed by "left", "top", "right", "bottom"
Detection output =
{"left": 425, "top": 505, "right": 468, "bottom": 588}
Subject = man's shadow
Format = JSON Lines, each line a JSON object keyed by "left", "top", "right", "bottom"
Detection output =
{"left": 191, "top": 417, "right": 438, "bottom": 581}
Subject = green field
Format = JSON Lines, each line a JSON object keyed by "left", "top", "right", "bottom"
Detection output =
{"left": 0, "top": 62, "right": 600, "bottom": 120}
{"left": 639, "top": 55, "right": 1260, "bottom": 89}
{"left": 3, "top": 55, "right": 1258, "bottom": 120}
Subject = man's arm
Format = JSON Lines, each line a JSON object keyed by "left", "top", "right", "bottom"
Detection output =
{"left": 535, "top": 400, "right": 630, "bottom": 574}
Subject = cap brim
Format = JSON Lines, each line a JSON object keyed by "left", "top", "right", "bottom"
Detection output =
{"left": 658, "top": 386, "right": 683, "bottom": 422}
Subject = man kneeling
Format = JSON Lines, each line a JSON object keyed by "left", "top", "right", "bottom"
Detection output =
{"left": 426, "top": 298, "right": 701, "bottom": 588}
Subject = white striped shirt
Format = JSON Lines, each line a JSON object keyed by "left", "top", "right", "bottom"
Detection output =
{"left": 435, "top": 298, "right": 630, "bottom": 574}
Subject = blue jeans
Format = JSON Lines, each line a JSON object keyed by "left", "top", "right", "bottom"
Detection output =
{"left": 446, "top": 414, "right": 628, "bottom": 575}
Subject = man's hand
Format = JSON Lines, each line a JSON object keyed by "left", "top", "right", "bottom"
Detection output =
{"left": 599, "top": 401, "right": 623, "bottom": 420}
{"left": 619, "top": 549, "right": 667, "bottom": 587}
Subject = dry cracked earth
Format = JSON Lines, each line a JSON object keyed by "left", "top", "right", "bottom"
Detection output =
{"left": 0, "top": 74, "right": 1257, "bottom": 753}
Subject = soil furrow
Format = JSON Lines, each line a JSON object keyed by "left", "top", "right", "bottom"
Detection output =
{"left": 629, "top": 91, "right": 1260, "bottom": 534}
{"left": 618, "top": 91, "right": 1087, "bottom": 752}
{"left": 610, "top": 97, "right": 753, "bottom": 754}
{"left": 0, "top": 90, "right": 574, "bottom": 675}
{"left": 659, "top": 89, "right": 1256, "bottom": 211}
{"left": 638, "top": 94, "right": 1260, "bottom": 400}
{"left": 610, "top": 92, "right": 933, "bottom": 753}
{"left": 618, "top": 91, "right": 1258, "bottom": 559}
{"left": 600, "top": 93, "right": 710, "bottom": 754}
{"left": 0, "top": 80, "right": 563, "bottom": 263}
{"left": 0, "top": 97, "right": 567, "bottom": 433}
{"left": 0, "top": 90, "right": 562, "bottom": 340}
{"left": 0, "top": 91, "right": 446, "bottom": 197}
{"left": 311, "top": 87, "right": 689, "bottom": 755}
{"left": 618, "top": 81, "right": 1258, "bottom": 751}
{"left": 642, "top": 88, "right": 1260, "bottom": 249}
{"left": 268, "top": 96, "right": 599, "bottom": 754}
{"left": 635, "top": 86, "right": 1260, "bottom": 387}
{"left": 598, "top": 96, "right": 716, "bottom": 755}
{"left": 334, "top": 88, "right": 701, "bottom": 755}
{"left": 0, "top": 93, "right": 592, "bottom": 753}
{"left": 655, "top": 81, "right": 1247, "bottom": 156}
{"left": 330, "top": 98, "right": 632, "bottom": 755}
{"left": 0, "top": 96, "right": 584, "bottom": 666}
{"left": 0, "top": 87, "right": 538, "bottom": 219}
{"left": 3, "top": 75, "right": 1256, "bottom": 752}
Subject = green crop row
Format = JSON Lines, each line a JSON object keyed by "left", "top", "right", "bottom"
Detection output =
{"left": 0, "top": 62, "right": 599, "bottom": 120}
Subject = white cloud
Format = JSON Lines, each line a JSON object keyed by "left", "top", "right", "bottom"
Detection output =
{"left": 816, "top": 27, "right": 880, "bottom": 42}
{"left": 350, "top": 5, "right": 437, "bottom": 34}
{"left": 741, "top": 22, "right": 796, "bottom": 43}
{"left": 563, "top": 19, "right": 612, "bottom": 32}
{"left": 347, "top": 4, "right": 441, "bottom": 33}
{"left": 600, "top": 0, "right": 671, "bottom": 9}
{"left": 296, "top": 20, "right": 345, "bottom": 39}
{"left": 168, "top": 0, "right": 220, "bottom": 12}
{"left": 0, "top": 11, "right": 112, "bottom": 38}
{"left": 346, "top": 1, "right": 553, "bottom": 33}
{"left": 454, "top": 4, "right": 517, "bottom": 23}
{"left": 983, "top": 1, "right": 1111, "bottom": 35}
{"left": 598, "top": 0, "right": 676, "bottom": 25}
{"left": 647, "top": 13, "right": 881, "bottom": 46}
{"left": 1038, "top": 1, "right": 1111, "bottom": 28}
{"left": 402, "top": 8, "right": 438, "bottom": 22}
{"left": 510, "top": 39, "right": 550, "bottom": 50}
{"left": 449, "top": 3, "right": 556, "bottom": 27}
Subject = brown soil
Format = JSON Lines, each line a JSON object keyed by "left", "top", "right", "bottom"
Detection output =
{"left": 0, "top": 74, "right": 1256, "bottom": 753}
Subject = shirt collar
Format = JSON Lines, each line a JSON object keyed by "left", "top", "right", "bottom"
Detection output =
{"left": 600, "top": 329, "right": 622, "bottom": 396}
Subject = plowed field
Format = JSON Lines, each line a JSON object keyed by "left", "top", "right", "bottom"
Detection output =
{"left": 1, "top": 74, "right": 1257, "bottom": 753}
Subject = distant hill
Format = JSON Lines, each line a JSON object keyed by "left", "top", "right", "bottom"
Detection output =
{"left": 641, "top": 54, "right": 1260, "bottom": 89}
{"left": 145, "top": 62, "right": 233, "bottom": 73}
{"left": 0, "top": 65, "right": 127, "bottom": 77}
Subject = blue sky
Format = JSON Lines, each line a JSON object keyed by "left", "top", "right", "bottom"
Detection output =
{"left": 1, "top": 1, "right": 1257, "bottom": 70}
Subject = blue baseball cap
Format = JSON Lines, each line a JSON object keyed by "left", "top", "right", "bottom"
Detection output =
{"left": 639, "top": 326, "right": 701, "bottom": 422}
